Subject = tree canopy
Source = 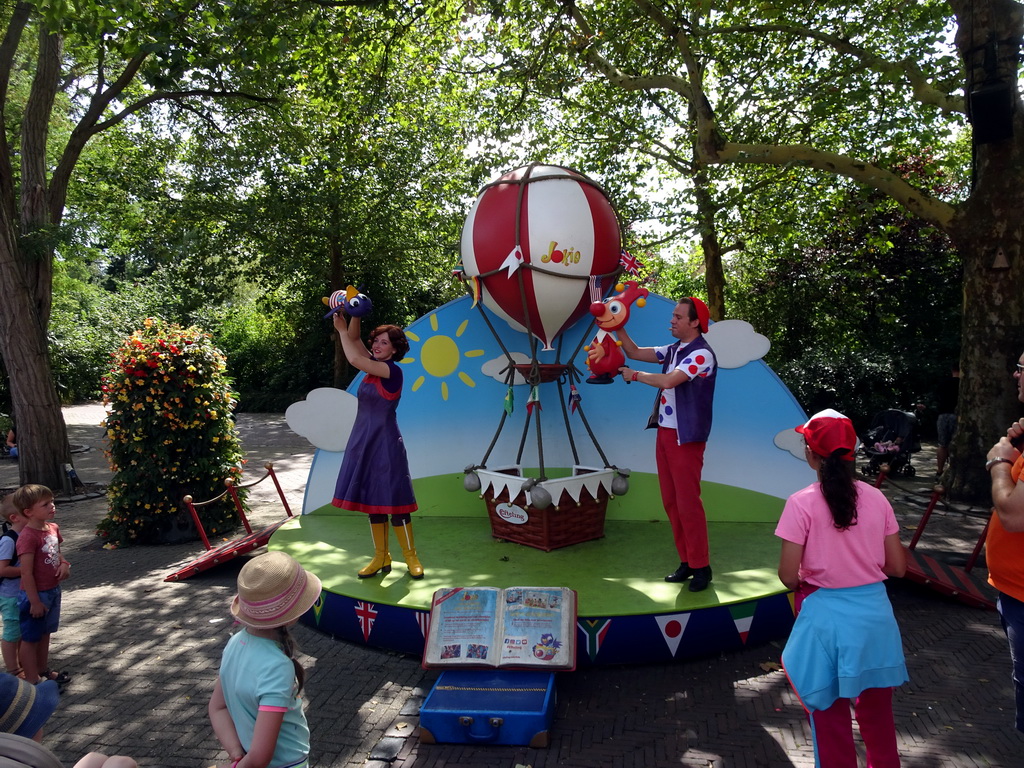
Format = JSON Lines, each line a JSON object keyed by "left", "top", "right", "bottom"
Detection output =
{"left": 3, "top": 0, "right": 1021, "bottom": 503}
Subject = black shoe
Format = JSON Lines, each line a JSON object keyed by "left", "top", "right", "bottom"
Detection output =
{"left": 688, "top": 566, "right": 713, "bottom": 592}
{"left": 664, "top": 562, "right": 693, "bottom": 583}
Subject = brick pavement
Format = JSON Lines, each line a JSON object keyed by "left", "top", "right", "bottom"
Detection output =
{"left": 1, "top": 404, "right": 1019, "bottom": 767}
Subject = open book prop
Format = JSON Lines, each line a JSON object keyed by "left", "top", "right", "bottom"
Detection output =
{"left": 423, "top": 586, "right": 577, "bottom": 671}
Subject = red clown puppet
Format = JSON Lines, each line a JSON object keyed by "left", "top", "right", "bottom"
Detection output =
{"left": 584, "top": 281, "right": 649, "bottom": 384}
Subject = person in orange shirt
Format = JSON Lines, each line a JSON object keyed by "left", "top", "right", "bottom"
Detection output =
{"left": 984, "top": 350, "right": 1024, "bottom": 732}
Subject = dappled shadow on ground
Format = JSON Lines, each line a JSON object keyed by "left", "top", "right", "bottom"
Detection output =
{"left": 23, "top": 408, "right": 1024, "bottom": 766}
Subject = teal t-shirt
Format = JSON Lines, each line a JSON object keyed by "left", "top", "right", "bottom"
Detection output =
{"left": 219, "top": 630, "right": 309, "bottom": 767}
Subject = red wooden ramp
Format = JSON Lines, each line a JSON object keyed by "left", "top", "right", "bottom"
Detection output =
{"left": 879, "top": 468, "right": 996, "bottom": 610}
{"left": 165, "top": 463, "right": 295, "bottom": 582}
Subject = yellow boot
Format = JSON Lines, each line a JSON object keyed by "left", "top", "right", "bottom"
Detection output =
{"left": 358, "top": 522, "right": 392, "bottom": 578}
{"left": 394, "top": 521, "right": 424, "bottom": 579}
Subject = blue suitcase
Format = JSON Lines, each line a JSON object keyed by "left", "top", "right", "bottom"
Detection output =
{"left": 418, "top": 669, "right": 557, "bottom": 747}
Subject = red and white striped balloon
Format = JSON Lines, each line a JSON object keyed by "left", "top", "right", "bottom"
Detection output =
{"left": 460, "top": 164, "right": 622, "bottom": 350}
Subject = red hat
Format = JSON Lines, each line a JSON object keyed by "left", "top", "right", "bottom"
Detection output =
{"left": 796, "top": 408, "right": 857, "bottom": 461}
{"left": 688, "top": 297, "right": 710, "bottom": 334}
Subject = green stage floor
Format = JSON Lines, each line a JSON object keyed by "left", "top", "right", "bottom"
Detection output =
{"left": 270, "top": 508, "right": 788, "bottom": 616}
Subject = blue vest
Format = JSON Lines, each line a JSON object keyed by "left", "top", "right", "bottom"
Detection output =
{"left": 648, "top": 337, "right": 717, "bottom": 444}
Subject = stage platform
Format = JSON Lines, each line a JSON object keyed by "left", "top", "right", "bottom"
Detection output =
{"left": 271, "top": 506, "right": 795, "bottom": 666}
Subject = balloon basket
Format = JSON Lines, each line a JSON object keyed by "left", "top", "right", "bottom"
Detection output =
{"left": 484, "top": 470, "right": 609, "bottom": 552}
{"left": 512, "top": 363, "right": 570, "bottom": 384}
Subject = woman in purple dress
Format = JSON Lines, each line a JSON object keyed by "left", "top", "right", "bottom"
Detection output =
{"left": 332, "top": 312, "right": 422, "bottom": 579}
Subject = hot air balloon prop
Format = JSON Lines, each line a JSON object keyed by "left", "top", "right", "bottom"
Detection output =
{"left": 460, "top": 164, "right": 623, "bottom": 352}
{"left": 584, "top": 280, "right": 649, "bottom": 384}
{"left": 455, "top": 163, "right": 633, "bottom": 551}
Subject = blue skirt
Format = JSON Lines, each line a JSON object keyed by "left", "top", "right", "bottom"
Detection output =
{"left": 781, "top": 581, "right": 908, "bottom": 712}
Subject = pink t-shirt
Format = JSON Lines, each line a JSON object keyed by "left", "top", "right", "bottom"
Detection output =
{"left": 775, "top": 480, "right": 898, "bottom": 588}
{"left": 15, "top": 522, "right": 63, "bottom": 591}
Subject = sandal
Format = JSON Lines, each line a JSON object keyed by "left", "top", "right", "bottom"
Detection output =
{"left": 42, "top": 669, "right": 71, "bottom": 688}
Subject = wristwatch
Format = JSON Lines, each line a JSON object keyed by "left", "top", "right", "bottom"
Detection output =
{"left": 986, "top": 457, "right": 1015, "bottom": 472}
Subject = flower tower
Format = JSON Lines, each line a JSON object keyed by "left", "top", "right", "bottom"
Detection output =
{"left": 99, "top": 318, "right": 246, "bottom": 546}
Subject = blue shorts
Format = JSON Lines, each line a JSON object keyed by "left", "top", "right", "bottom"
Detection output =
{"left": 937, "top": 413, "right": 957, "bottom": 447}
{"left": 0, "top": 595, "right": 21, "bottom": 642}
{"left": 18, "top": 586, "right": 61, "bottom": 642}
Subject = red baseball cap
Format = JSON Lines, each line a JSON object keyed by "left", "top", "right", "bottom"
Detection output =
{"left": 796, "top": 408, "right": 857, "bottom": 461}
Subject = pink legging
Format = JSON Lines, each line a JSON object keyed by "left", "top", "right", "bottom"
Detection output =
{"left": 655, "top": 428, "right": 709, "bottom": 568}
{"left": 810, "top": 687, "right": 900, "bottom": 768}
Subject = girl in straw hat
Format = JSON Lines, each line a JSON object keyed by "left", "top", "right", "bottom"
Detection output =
{"left": 208, "top": 551, "right": 322, "bottom": 768}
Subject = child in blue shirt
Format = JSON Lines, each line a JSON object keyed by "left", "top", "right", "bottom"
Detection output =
{"left": 208, "top": 551, "right": 322, "bottom": 768}
{"left": 0, "top": 496, "right": 26, "bottom": 677}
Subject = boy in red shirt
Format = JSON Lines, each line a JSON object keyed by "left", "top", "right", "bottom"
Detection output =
{"left": 13, "top": 485, "right": 71, "bottom": 686}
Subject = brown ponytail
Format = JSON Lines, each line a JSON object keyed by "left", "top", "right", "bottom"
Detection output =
{"left": 819, "top": 450, "right": 858, "bottom": 530}
{"left": 277, "top": 625, "right": 306, "bottom": 694}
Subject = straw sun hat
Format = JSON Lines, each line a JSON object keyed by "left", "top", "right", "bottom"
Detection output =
{"left": 230, "top": 551, "right": 322, "bottom": 629}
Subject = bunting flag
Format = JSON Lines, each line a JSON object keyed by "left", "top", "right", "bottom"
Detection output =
{"left": 416, "top": 610, "right": 431, "bottom": 639}
{"left": 568, "top": 384, "right": 581, "bottom": 414}
{"left": 354, "top": 601, "right": 378, "bottom": 642}
{"left": 578, "top": 618, "right": 612, "bottom": 662}
{"left": 619, "top": 248, "right": 644, "bottom": 276}
{"left": 526, "top": 386, "right": 541, "bottom": 415}
{"left": 469, "top": 276, "right": 482, "bottom": 308}
{"left": 503, "top": 386, "right": 514, "bottom": 415}
{"left": 312, "top": 593, "right": 325, "bottom": 626}
{"left": 728, "top": 602, "right": 758, "bottom": 645}
{"left": 654, "top": 612, "right": 691, "bottom": 658}
{"left": 500, "top": 244, "right": 525, "bottom": 276}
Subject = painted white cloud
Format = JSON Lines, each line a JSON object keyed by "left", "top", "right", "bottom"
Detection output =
{"left": 774, "top": 426, "right": 806, "bottom": 460}
{"left": 480, "top": 352, "right": 532, "bottom": 385}
{"left": 285, "top": 387, "right": 358, "bottom": 452}
{"left": 704, "top": 320, "right": 770, "bottom": 369}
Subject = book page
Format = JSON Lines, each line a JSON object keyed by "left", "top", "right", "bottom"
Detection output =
{"left": 497, "top": 586, "right": 576, "bottom": 669}
{"left": 423, "top": 587, "right": 500, "bottom": 667}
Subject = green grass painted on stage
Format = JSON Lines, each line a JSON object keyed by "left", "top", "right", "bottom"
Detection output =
{"left": 271, "top": 471, "right": 787, "bottom": 617}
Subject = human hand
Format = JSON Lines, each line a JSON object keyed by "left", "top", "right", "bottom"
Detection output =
{"left": 987, "top": 435, "right": 1020, "bottom": 464}
{"left": 1008, "top": 419, "right": 1024, "bottom": 447}
{"left": 30, "top": 600, "right": 46, "bottom": 618}
{"left": 332, "top": 313, "right": 348, "bottom": 334}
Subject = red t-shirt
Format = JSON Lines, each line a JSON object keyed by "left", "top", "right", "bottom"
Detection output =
{"left": 14, "top": 522, "right": 63, "bottom": 591}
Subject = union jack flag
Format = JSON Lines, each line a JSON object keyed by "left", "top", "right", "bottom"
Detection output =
{"left": 619, "top": 249, "right": 644, "bottom": 276}
{"left": 568, "top": 384, "right": 581, "bottom": 414}
{"left": 354, "top": 601, "right": 378, "bottom": 642}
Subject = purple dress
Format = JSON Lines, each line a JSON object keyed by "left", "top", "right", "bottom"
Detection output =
{"left": 331, "top": 360, "right": 417, "bottom": 515}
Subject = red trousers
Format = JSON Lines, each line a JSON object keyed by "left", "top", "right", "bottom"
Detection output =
{"left": 810, "top": 688, "right": 900, "bottom": 767}
{"left": 655, "top": 427, "right": 709, "bottom": 568}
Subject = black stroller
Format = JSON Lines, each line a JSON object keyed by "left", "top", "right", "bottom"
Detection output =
{"left": 859, "top": 408, "right": 921, "bottom": 477}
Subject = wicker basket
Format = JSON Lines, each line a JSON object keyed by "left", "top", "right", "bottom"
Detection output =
{"left": 485, "top": 483, "right": 608, "bottom": 552}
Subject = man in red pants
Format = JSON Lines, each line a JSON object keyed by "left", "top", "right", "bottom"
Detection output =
{"left": 618, "top": 297, "right": 717, "bottom": 592}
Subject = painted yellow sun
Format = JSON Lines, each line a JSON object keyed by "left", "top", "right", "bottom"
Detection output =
{"left": 404, "top": 314, "right": 484, "bottom": 401}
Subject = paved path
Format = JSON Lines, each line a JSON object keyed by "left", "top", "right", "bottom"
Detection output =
{"left": 0, "top": 404, "right": 1018, "bottom": 767}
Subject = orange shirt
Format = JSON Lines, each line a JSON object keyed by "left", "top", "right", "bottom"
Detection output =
{"left": 987, "top": 455, "right": 1024, "bottom": 601}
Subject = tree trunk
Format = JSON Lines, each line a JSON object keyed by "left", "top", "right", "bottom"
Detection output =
{"left": 329, "top": 239, "right": 349, "bottom": 387}
{"left": 0, "top": 240, "right": 71, "bottom": 489}
{"left": 0, "top": 22, "right": 69, "bottom": 491}
{"left": 692, "top": 166, "right": 727, "bottom": 321}
{"left": 943, "top": 0, "right": 1024, "bottom": 502}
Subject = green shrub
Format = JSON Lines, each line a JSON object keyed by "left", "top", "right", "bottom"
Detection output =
{"left": 98, "top": 318, "right": 246, "bottom": 547}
